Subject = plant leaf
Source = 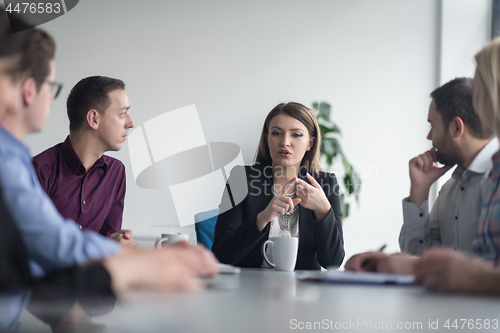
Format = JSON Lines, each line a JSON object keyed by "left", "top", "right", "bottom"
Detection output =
{"left": 319, "top": 124, "right": 338, "bottom": 136}
{"left": 326, "top": 155, "right": 333, "bottom": 166}
{"left": 351, "top": 172, "right": 362, "bottom": 188}
{"left": 322, "top": 138, "right": 341, "bottom": 161}
{"left": 344, "top": 172, "right": 355, "bottom": 195}
{"left": 351, "top": 172, "right": 362, "bottom": 203}
{"left": 313, "top": 100, "right": 362, "bottom": 220}
{"left": 331, "top": 123, "right": 341, "bottom": 135}
{"left": 318, "top": 102, "right": 331, "bottom": 121}
{"left": 341, "top": 154, "right": 350, "bottom": 171}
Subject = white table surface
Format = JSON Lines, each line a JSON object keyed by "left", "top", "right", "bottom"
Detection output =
{"left": 17, "top": 268, "right": 500, "bottom": 333}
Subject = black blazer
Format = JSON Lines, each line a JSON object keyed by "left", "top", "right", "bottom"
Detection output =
{"left": 212, "top": 163, "right": 344, "bottom": 270}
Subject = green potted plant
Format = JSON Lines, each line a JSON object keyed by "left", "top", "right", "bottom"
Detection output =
{"left": 312, "top": 101, "right": 361, "bottom": 219}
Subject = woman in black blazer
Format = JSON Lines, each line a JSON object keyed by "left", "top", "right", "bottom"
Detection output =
{"left": 213, "top": 102, "right": 344, "bottom": 270}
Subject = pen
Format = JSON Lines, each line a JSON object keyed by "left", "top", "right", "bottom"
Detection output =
{"left": 361, "top": 244, "right": 387, "bottom": 268}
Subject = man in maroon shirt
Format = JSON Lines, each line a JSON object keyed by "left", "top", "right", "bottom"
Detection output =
{"left": 33, "top": 76, "right": 137, "bottom": 249}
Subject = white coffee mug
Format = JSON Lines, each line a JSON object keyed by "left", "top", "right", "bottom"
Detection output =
{"left": 155, "top": 233, "right": 189, "bottom": 249}
{"left": 261, "top": 237, "right": 299, "bottom": 271}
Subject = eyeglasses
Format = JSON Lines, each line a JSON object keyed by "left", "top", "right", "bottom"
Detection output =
{"left": 33, "top": 77, "right": 63, "bottom": 99}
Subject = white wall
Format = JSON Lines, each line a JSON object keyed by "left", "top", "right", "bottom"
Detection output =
{"left": 18, "top": 0, "right": 489, "bottom": 263}
{"left": 433, "top": 0, "right": 492, "bottom": 196}
{"left": 440, "top": 0, "right": 491, "bottom": 84}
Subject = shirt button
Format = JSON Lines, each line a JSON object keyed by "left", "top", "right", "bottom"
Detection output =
{"left": 83, "top": 200, "right": 86, "bottom": 205}
{"left": 461, "top": 187, "right": 465, "bottom": 191}
{"left": 455, "top": 216, "right": 458, "bottom": 220}
{"left": 79, "top": 225, "right": 82, "bottom": 230}
{"left": 419, "top": 240, "right": 423, "bottom": 244}
{"left": 419, "top": 213, "right": 423, "bottom": 217}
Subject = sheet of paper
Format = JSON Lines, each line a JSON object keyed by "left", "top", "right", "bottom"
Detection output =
{"left": 322, "top": 270, "right": 415, "bottom": 285}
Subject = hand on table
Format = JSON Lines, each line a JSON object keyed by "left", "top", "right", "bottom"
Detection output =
{"left": 169, "top": 241, "right": 221, "bottom": 277}
{"left": 377, "top": 253, "right": 418, "bottom": 274}
{"left": 110, "top": 229, "right": 138, "bottom": 251}
{"left": 409, "top": 149, "right": 452, "bottom": 204}
{"left": 103, "top": 244, "right": 220, "bottom": 294}
{"left": 414, "top": 248, "right": 493, "bottom": 293}
{"left": 256, "top": 178, "right": 301, "bottom": 231}
{"left": 345, "top": 251, "right": 417, "bottom": 274}
{"left": 296, "top": 173, "right": 331, "bottom": 221}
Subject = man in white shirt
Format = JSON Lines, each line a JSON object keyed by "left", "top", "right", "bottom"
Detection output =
{"left": 346, "top": 77, "right": 497, "bottom": 273}
{"left": 399, "top": 77, "right": 497, "bottom": 255}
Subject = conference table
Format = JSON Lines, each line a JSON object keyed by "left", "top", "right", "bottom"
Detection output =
{"left": 15, "top": 268, "right": 500, "bottom": 333}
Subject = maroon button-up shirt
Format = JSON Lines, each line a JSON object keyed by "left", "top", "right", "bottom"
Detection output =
{"left": 32, "top": 137, "right": 126, "bottom": 237}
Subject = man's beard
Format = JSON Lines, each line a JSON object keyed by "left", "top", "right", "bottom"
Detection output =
{"left": 435, "top": 135, "right": 462, "bottom": 166}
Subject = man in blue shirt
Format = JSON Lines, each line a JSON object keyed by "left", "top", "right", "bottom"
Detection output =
{"left": 0, "top": 15, "right": 119, "bottom": 279}
{"left": 0, "top": 20, "right": 220, "bottom": 332}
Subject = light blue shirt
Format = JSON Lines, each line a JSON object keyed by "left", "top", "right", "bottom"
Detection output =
{"left": 0, "top": 127, "right": 119, "bottom": 278}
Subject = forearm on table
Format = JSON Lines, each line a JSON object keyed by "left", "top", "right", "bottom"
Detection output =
{"left": 101, "top": 255, "right": 138, "bottom": 294}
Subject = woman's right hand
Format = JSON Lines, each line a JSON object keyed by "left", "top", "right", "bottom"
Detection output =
{"left": 256, "top": 178, "right": 301, "bottom": 231}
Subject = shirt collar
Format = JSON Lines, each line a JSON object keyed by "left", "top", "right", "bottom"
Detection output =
{"left": 0, "top": 127, "right": 31, "bottom": 161}
{"left": 61, "top": 136, "right": 108, "bottom": 175}
{"left": 451, "top": 139, "right": 499, "bottom": 181}
{"left": 467, "top": 139, "right": 499, "bottom": 173}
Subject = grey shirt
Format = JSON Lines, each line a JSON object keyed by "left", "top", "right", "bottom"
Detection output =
{"left": 399, "top": 139, "right": 499, "bottom": 256}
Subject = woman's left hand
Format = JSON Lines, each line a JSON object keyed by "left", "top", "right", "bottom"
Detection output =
{"left": 296, "top": 173, "right": 331, "bottom": 220}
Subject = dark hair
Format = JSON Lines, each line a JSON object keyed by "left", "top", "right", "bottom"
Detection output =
{"left": 66, "top": 76, "right": 126, "bottom": 132}
{"left": 0, "top": 10, "right": 55, "bottom": 88}
{"left": 430, "top": 77, "right": 492, "bottom": 139}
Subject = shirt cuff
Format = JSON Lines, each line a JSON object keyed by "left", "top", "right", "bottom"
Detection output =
{"left": 402, "top": 196, "right": 429, "bottom": 228}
